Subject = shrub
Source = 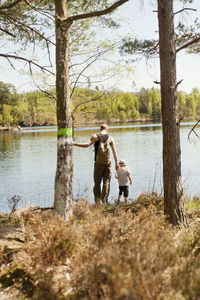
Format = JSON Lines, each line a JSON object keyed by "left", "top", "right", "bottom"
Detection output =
{"left": 70, "top": 206, "right": 177, "bottom": 300}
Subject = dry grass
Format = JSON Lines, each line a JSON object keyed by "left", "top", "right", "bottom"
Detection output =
{"left": 0, "top": 194, "right": 200, "bottom": 299}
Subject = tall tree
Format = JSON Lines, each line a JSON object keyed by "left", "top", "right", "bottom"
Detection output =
{"left": 157, "top": 0, "right": 187, "bottom": 225}
{"left": 54, "top": 0, "right": 129, "bottom": 219}
{"left": 54, "top": 0, "right": 73, "bottom": 218}
{"left": 0, "top": 0, "right": 130, "bottom": 218}
{"left": 120, "top": 0, "right": 200, "bottom": 225}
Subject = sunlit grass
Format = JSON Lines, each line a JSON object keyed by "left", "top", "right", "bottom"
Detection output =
{"left": 185, "top": 196, "right": 200, "bottom": 214}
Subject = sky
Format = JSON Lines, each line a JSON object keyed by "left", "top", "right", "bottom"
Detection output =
{"left": 115, "top": 0, "right": 200, "bottom": 94}
{"left": 0, "top": 0, "right": 199, "bottom": 94}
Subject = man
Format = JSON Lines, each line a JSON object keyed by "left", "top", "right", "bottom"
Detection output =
{"left": 73, "top": 124, "right": 119, "bottom": 204}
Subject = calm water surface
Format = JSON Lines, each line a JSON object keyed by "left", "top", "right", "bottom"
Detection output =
{"left": 0, "top": 123, "right": 200, "bottom": 212}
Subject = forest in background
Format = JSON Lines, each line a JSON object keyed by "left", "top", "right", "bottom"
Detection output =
{"left": 0, "top": 80, "right": 200, "bottom": 126}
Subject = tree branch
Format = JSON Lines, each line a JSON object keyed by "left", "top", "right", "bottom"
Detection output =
{"left": 175, "top": 79, "right": 183, "bottom": 88}
{"left": 72, "top": 92, "right": 106, "bottom": 115}
{"left": 69, "top": 46, "right": 116, "bottom": 97}
{"left": 70, "top": 53, "right": 99, "bottom": 69}
{"left": 174, "top": 8, "right": 197, "bottom": 16}
{"left": 0, "top": 0, "right": 23, "bottom": 10}
{"left": 0, "top": 53, "right": 55, "bottom": 75}
{"left": 0, "top": 27, "right": 16, "bottom": 37}
{"left": 70, "top": 72, "right": 116, "bottom": 86}
{"left": 188, "top": 120, "right": 200, "bottom": 142}
{"left": 154, "top": 80, "right": 160, "bottom": 85}
{"left": 71, "top": 91, "right": 106, "bottom": 138}
{"left": 22, "top": 0, "right": 55, "bottom": 20}
{"left": 34, "top": 83, "right": 57, "bottom": 100}
{"left": 176, "top": 36, "right": 200, "bottom": 53}
{"left": 67, "top": 0, "right": 129, "bottom": 22}
{"left": 70, "top": 53, "right": 101, "bottom": 98}
{"left": 1, "top": 11, "right": 55, "bottom": 47}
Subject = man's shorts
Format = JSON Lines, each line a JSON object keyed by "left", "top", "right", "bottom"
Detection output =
{"left": 119, "top": 186, "right": 129, "bottom": 197}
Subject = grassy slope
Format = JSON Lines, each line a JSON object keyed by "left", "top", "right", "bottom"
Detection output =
{"left": 0, "top": 194, "right": 200, "bottom": 300}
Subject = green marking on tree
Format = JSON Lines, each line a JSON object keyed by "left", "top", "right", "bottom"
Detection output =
{"left": 58, "top": 128, "right": 72, "bottom": 137}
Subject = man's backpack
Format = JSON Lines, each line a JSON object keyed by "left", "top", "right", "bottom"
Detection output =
{"left": 96, "top": 133, "right": 111, "bottom": 164}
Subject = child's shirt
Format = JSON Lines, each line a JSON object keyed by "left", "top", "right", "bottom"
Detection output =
{"left": 116, "top": 166, "right": 130, "bottom": 186}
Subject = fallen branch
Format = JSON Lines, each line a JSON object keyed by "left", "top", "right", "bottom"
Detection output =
{"left": 28, "top": 206, "right": 54, "bottom": 211}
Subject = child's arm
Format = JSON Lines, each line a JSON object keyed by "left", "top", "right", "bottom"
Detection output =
{"left": 128, "top": 174, "right": 132, "bottom": 185}
{"left": 115, "top": 173, "right": 118, "bottom": 179}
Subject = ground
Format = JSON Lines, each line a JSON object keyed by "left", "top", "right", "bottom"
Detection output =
{"left": 0, "top": 214, "right": 25, "bottom": 299}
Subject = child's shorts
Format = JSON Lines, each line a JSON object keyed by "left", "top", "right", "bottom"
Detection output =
{"left": 119, "top": 186, "right": 129, "bottom": 197}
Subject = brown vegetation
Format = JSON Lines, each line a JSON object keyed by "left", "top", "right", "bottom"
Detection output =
{"left": 0, "top": 194, "right": 200, "bottom": 299}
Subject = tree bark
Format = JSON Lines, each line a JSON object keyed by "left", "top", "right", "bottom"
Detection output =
{"left": 157, "top": 0, "right": 187, "bottom": 226}
{"left": 54, "top": 0, "right": 73, "bottom": 219}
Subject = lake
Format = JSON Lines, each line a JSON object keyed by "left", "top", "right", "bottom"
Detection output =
{"left": 1, "top": 122, "right": 200, "bottom": 212}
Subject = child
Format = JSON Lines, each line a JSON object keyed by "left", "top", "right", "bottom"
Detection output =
{"left": 115, "top": 160, "right": 132, "bottom": 204}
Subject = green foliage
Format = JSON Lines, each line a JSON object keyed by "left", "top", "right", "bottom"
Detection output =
{"left": 0, "top": 81, "right": 16, "bottom": 107}
{"left": 185, "top": 196, "right": 200, "bottom": 218}
{"left": 120, "top": 37, "right": 158, "bottom": 57}
{"left": 1, "top": 80, "right": 200, "bottom": 126}
{"left": 178, "top": 89, "right": 200, "bottom": 119}
{"left": 2, "top": 104, "right": 14, "bottom": 125}
{"left": 175, "top": 19, "right": 200, "bottom": 54}
{"left": 0, "top": 86, "right": 57, "bottom": 126}
{"left": 0, "top": 0, "right": 54, "bottom": 50}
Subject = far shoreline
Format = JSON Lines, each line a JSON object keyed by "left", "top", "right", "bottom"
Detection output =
{"left": 0, "top": 117, "right": 197, "bottom": 132}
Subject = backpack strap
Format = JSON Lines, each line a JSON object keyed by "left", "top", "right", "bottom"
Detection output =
{"left": 97, "top": 133, "right": 109, "bottom": 143}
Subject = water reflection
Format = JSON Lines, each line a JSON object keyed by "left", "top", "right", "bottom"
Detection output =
{"left": 0, "top": 130, "right": 57, "bottom": 211}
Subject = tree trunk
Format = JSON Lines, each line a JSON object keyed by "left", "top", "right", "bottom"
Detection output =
{"left": 54, "top": 0, "right": 73, "bottom": 219}
{"left": 157, "top": 0, "right": 187, "bottom": 226}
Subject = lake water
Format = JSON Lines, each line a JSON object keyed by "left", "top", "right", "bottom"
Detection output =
{"left": 1, "top": 122, "right": 200, "bottom": 212}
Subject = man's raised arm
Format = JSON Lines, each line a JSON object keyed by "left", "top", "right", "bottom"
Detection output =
{"left": 73, "top": 134, "right": 98, "bottom": 148}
